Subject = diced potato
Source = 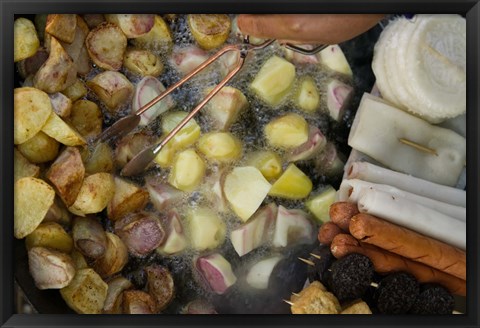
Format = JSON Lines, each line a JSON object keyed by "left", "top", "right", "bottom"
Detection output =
{"left": 224, "top": 166, "right": 272, "bottom": 222}
{"left": 62, "top": 79, "right": 88, "bottom": 102}
{"left": 14, "top": 87, "right": 53, "bottom": 145}
{"left": 28, "top": 247, "right": 76, "bottom": 289}
{"left": 187, "top": 14, "right": 231, "bottom": 50}
{"left": 71, "top": 249, "right": 89, "bottom": 270}
{"left": 244, "top": 150, "right": 283, "bottom": 181}
{"left": 86, "top": 22, "right": 127, "bottom": 71}
{"left": 14, "top": 148, "right": 40, "bottom": 182}
{"left": 105, "top": 14, "right": 155, "bottom": 38}
{"left": 123, "top": 290, "right": 157, "bottom": 314}
{"left": 93, "top": 232, "right": 129, "bottom": 278}
{"left": 265, "top": 113, "right": 309, "bottom": 149}
{"left": 318, "top": 44, "right": 353, "bottom": 76}
{"left": 107, "top": 177, "right": 149, "bottom": 221}
{"left": 46, "top": 147, "right": 85, "bottom": 207}
{"left": 124, "top": 48, "right": 164, "bottom": 77}
{"left": 14, "top": 18, "right": 40, "bottom": 62}
{"left": 251, "top": 55, "right": 296, "bottom": 106}
{"left": 42, "top": 112, "right": 86, "bottom": 146}
{"left": 25, "top": 222, "right": 73, "bottom": 253}
{"left": 103, "top": 276, "right": 133, "bottom": 314}
{"left": 61, "top": 16, "right": 91, "bottom": 76}
{"left": 83, "top": 142, "right": 114, "bottom": 174}
{"left": 131, "top": 15, "right": 173, "bottom": 50}
{"left": 42, "top": 196, "right": 72, "bottom": 226}
{"left": 168, "top": 149, "right": 206, "bottom": 192}
{"left": 33, "top": 36, "right": 77, "bottom": 93}
{"left": 49, "top": 92, "right": 73, "bottom": 118}
{"left": 69, "top": 100, "right": 103, "bottom": 138}
{"left": 188, "top": 208, "right": 226, "bottom": 251}
{"left": 204, "top": 86, "right": 248, "bottom": 131}
{"left": 86, "top": 71, "right": 134, "bottom": 112}
{"left": 45, "top": 14, "right": 77, "bottom": 43}
{"left": 68, "top": 173, "right": 115, "bottom": 216}
{"left": 295, "top": 76, "right": 320, "bottom": 113}
{"left": 17, "top": 131, "right": 59, "bottom": 164}
{"left": 60, "top": 268, "right": 108, "bottom": 314}
{"left": 197, "top": 132, "right": 243, "bottom": 163}
{"left": 305, "top": 185, "right": 337, "bottom": 224}
{"left": 269, "top": 164, "right": 312, "bottom": 200}
{"left": 72, "top": 216, "right": 107, "bottom": 259}
{"left": 153, "top": 141, "right": 175, "bottom": 169}
{"left": 14, "top": 177, "right": 55, "bottom": 239}
{"left": 162, "top": 111, "right": 201, "bottom": 149}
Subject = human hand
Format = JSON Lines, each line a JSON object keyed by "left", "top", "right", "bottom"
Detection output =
{"left": 237, "top": 14, "right": 385, "bottom": 45}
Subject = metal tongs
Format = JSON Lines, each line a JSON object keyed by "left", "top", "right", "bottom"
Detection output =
{"left": 99, "top": 37, "right": 327, "bottom": 176}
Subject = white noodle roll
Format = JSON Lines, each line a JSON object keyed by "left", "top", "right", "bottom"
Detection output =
{"left": 347, "top": 161, "right": 466, "bottom": 207}
{"left": 357, "top": 189, "right": 466, "bottom": 250}
{"left": 338, "top": 179, "right": 466, "bottom": 222}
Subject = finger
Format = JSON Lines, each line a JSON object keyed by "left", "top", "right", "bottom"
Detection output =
{"left": 237, "top": 14, "right": 295, "bottom": 40}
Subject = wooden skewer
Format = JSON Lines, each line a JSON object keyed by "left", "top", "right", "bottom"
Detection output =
{"left": 292, "top": 292, "right": 300, "bottom": 297}
{"left": 398, "top": 138, "right": 438, "bottom": 156}
{"left": 283, "top": 299, "right": 294, "bottom": 306}
{"left": 370, "top": 282, "right": 379, "bottom": 288}
{"left": 309, "top": 253, "right": 322, "bottom": 260}
{"left": 298, "top": 257, "right": 315, "bottom": 266}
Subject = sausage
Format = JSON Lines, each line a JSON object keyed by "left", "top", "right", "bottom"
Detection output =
{"left": 329, "top": 202, "right": 359, "bottom": 231}
{"left": 330, "top": 234, "right": 466, "bottom": 296}
{"left": 349, "top": 213, "right": 466, "bottom": 280}
{"left": 318, "top": 221, "right": 343, "bottom": 245}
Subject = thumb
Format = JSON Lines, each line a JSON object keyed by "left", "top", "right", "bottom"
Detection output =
{"left": 237, "top": 14, "right": 279, "bottom": 39}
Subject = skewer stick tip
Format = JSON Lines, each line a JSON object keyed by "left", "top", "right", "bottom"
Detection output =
{"left": 283, "top": 299, "right": 295, "bottom": 306}
{"left": 309, "top": 253, "right": 322, "bottom": 260}
{"left": 370, "top": 282, "right": 379, "bottom": 288}
{"left": 298, "top": 257, "right": 315, "bottom": 266}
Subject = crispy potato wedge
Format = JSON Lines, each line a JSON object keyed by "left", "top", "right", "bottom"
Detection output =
{"left": 14, "top": 87, "right": 53, "bottom": 145}
{"left": 82, "top": 142, "right": 114, "bottom": 174}
{"left": 61, "top": 79, "right": 87, "bottom": 102}
{"left": 103, "top": 276, "right": 133, "bottom": 314}
{"left": 14, "top": 177, "right": 55, "bottom": 239}
{"left": 33, "top": 36, "right": 77, "bottom": 93}
{"left": 46, "top": 147, "right": 85, "bottom": 206}
{"left": 124, "top": 48, "right": 164, "bottom": 77}
{"left": 93, "top": 232, "right": 128, "bottom": 278}
{"left": 123, "top": 290, "right": 157, "bottom": 314}
{"left": 86, "top": 71, "right": 134, "bottom": 112}
{"left": 17, "top": 47, "right": 48, "bottom": 78}
{"left": 187, "top": 14, "right": 231, "bottom": 50}
{"left": 42, "top": 112, "right": 86, "bottom": 146}
{"left": 86, "top": 22, "right": 127, "bottom": 71}
{"left": 14, "top": 18, "right": 40, "bottom": 62}
{"left": 131, "top": 15, "right": 172, "bottom": 50}
{"left": 28, "top": 247, "right": 76, "bottom": 290}
{"left": 105, "top": 14, "right": 155, "bottom": 38}
{"left": 17, "top": 131, "right": 59, "bottom": 164}
{"left": 14, "top": 148, "right": 40, "bottom": 182}
{"left": 106, "top": 177, "right": 149, "bottom": 221}
{"left": 49, "top": 92, "right": 73, "bottom": 118}
{"left": 42, "top": 196, "right": 72, "bottom": 226}
{"left": 25, "top": 222, "right": 73, "bottom": 253}
{"left": 60, "top": 268, "right": 108, "bottom": 314}
{"left": 68, "top": 173, "right": 115, "bottom": 216}
{"left": 69, "top": 100, "right": 103, "bottom": 138}
{"left": 82, "top": 14, "right": 105, "bottom": 29}
{"left": 45, "top": 14, "right": 77, "bottom": 43}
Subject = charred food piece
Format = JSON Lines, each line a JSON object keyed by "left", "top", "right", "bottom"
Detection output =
{"left": 326, "top": 253, "right": 374, "bottom": 302}
{"left": 307, "top": 244, "right": 335, "bottom": 284}
{"left": 409, "top": 283, "right": 455, "bottom": 315}
{"left": 374, "top": 272, "right": 419, "bottom": 314}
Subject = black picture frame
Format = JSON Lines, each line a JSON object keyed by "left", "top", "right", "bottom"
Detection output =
{"left": 1, "top": 1, "right": 479, "bottom": 327}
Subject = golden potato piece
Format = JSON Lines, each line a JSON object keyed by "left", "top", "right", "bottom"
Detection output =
{"left": 71, "top": 249, "right": 89, "bottom": 270}
{"left": 69, "top": 100, "right": 103, "bottom": 138}
{"left": 45, "top": 14, "right": 77, "bottom": 43}
{"left": 341, "top": 300, "right": 372, "bottom": 314}
{"left": 14, "top": 148, "right": 40, "bottom": 182}
{"left": 107, "top": 177, "right": 149, "bottom": 221}
{"left": 14, "top": 177, "right": 55, "bottom": 239}
{"left": 17, "top": 131, "right": 59, "bottom": 164}
{"left": 46, "top": 147, "right": 85, "bottom": 207}
{"left": 105, "top": 14, "right": 155, "bottom": 38}
{"left": 123, "top": 290, "right": 157, "bottom": 314}
{"left": 187, "top": 14, "right": 231, "bottom": 50}
{"left": 290, "top": 281, "right": 341, "bottom": 314}
{"left": 60, "top": 268, "right": 108, "bottom": 314}
{"left": 68, "top": 173, "right": 115, "bottom": 216}
{"left": 61, "top": 16, "right": 91, "bottom": 76}
{"left": 123, "top": 48, "right": 164, "bottom": 77}
{"left": 28, "top": 247, "right": 76, "bottom": 290}
{"left": 86, "top": 22, "right": 127, "bottom": 71}
{"left": 93, "top": 232, "right": 128, "bottom": 278}
{"left": 86, "top": 71, "right": 134, "bottom": 112}
{"left": 61, "top": 79, "right": 87, "bottom": 102}
{"left": 49, "top": 92, "right": 73, "bottom": 118}
{"left": 82, "top": 142, "right": 114, "bottom": 174}
{"left": 132, "top": 15, "right": 172, "bottom": 50}
{"left": 14, "top": 18, "right": 40, "bottom": 62}
{"left": 42, "top": 112, "right": 86, "bottom": 146}
{"left": 33, "top": 36, "right": 77, "bottom": 93}
{"left": 25, "top": 222, "right": 73, "bottom": 253}
{"left": 14, "top": 87, "right": 53, "bottom": 145}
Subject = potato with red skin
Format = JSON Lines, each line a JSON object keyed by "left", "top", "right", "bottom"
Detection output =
{"left": 93, "top": 232, "right": 129, "bottom": 278}
{"left": 86, "top": 71, "right": 134, "bottom": 112}
{"left": 123, "top": 290, "right": 157, "bottom": 314}
{"left": 72, "top": 216, "right": 107, "bottom": 259}
{"left": 28, "top": 247, "right": 75, "bottom": 290}
{"left": 105, "top": 14, "right": 155, "bottom": 38}
{"left": 145, "top": 265, "right": 175, "bottom": 312}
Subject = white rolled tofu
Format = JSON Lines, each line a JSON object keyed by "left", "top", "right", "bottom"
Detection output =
{"left": 348, "top": 93, "right": 466, "bottom": 186}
